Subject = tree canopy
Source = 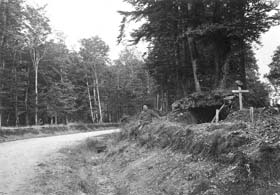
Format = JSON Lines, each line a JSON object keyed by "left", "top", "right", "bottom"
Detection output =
{"left": 118, "top": 0, "right": 280, "bottom": 104}
{"left": 0, "top": 0, "right": 278, "bottom": 126}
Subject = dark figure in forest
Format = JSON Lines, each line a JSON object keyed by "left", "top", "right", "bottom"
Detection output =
{"left": 131, "top": 105, "right": 160, "bottom": 139}
{"left": 139, "top": 105, "right": 160, "bottom": 127}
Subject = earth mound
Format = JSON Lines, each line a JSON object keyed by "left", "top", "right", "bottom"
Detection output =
{"left": 170, "top": 90, "right": 234, "bottom": 124}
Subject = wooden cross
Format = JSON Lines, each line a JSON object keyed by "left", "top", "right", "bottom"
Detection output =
{"left": 232, "top": 86, "right": 249, "bottom": 110}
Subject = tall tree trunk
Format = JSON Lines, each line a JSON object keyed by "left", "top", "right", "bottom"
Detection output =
{"left": 55, "top": 112, "right": 58, "bottom": 125}
{"left": 239, "top": 0, "right": 247, "bottom": 89}
{"left": 0, "top": 0, "right": 8, "bottom": 127}
{"left": 15, "top": 91, "right": 18, "bottom": 126}
{"left": 161, "top": 93, "right": 164, "bottom": 112}
{"left": 13, "top": 53, "right": 19, "bottom": 126}
{"left": 183, "top": 4, "right": 201, "bottom": 92}
{"left": 86, "top": 77, "right": 94, "bottom": 123}
{"left": 0, "top": 101, "right": 1, "bottom": 126}
{"left": 0, "top": 109, "right": 1, "bottom": 127}
{"left": 93, "top": 80, "right": 97, "bottom": 105}
{"left": 94, "top": 70, "right": 103, "bottom": 123}
{"left": 0, "top": 0, "right": 8, "bottom": 45}
{"left": 6, "top": 112, "right": 10, "bottom": 125}
{"left": 0, "top": 64, "right": 2, "bottom": 126}
{"left": 146, "top": 70, "right": 150, "bottom": 94}
{"left": 219, "top": 53, "right": 231, "bottom": 89}
{"left": 175, "top": 41, "right": 184, "bottom": 97}
{"left": 181, "top": 40, "right": 188, "bottom": 96}
{"left": 35, "top": 64, "right": 38, "bottom": 125}
{"left": 239, "top": 40, "right": 247, "bottom": 89}
{"left": 214, "top": 49, "right": 220, "bottom": 88}
{"left": 92, "top": 75, "right": 97, "bottom": 121}
{"left": 30, "top": 47, "right": 46, "bottom": 125}
{"left": 186, "top": 35, "right": 201, "bottom": 92}
{"left": 93, "top": 86, "right": 97, "bottom": 121}
{"left": 156, "top": 93, "right": 160, "bottom": 110}
{"left": 0, "top": 60, "right": 5, "bottom": 127}
{"left": 30, "top": 49, "right": 39, "bottom": 125}
{"left": 25, "top": 65, "right": 30, "bottom": 126}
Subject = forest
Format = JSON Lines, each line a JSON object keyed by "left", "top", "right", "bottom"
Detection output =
{"left": 0, "top": 0, "right": 280, "bottom": 126}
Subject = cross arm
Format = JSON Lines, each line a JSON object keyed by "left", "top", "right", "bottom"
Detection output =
{"left": 232, "top": 90, "right": 249, "bottom": 93}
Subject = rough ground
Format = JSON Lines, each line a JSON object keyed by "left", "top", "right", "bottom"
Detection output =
{"left": 0, "top": 129, "right": 119, "bottom": 195}
{"left": 6, "top": 108, "right": 280, "bottom": 195}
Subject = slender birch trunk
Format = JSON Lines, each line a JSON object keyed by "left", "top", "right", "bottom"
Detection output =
{"left": 86, "top": 77, "right": 94, "bottom": 123}
{"left": 13, "top": 53, "right": 19, "bottom": 126}
{"left": 219, "top": 53, "right": 231, "bottom": 89}
{"left": 30, "top": 47, "right": 46, "bottom": 125}
{"left": 35, "top": 64, "right": 38, "bottom": 125}
{"left": 25, "top": 65, "right": 30, "bottom": 125}
{"left": 0, "top": 60, "right": 6, "bottom": 127}
{"left": 30, "top": 48, "right": 39, "bottom": 125}
{"left": 186, "top": 35, "right": 201, "bottom": 92}
{"left": 91, "top": 74, "right": 97, "bottom": 121}
{"left": 94, "top": 70, "right": 103, "bottom": 123}
{"left": 214, "top": 49, "right": 220, "bottom": 88}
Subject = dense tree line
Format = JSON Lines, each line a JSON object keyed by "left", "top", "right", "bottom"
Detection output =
{"left": 1, "top": 0, "right": 279, "bottom": 126}
{"left": 0, "top": 1, "right": 153, "bottom": 126}
{"left": 119, "top": 0, "right": 280, "bottom": 106}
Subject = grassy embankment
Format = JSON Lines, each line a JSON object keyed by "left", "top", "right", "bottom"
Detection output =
{"left": 27, "top": 108, "right": 280, "bottom": 195}
{"left": 0, "top": 123, "right": 119, "bottom": 143}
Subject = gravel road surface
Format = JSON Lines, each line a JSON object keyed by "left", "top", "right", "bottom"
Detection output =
{"left": 0, "top": 129, "right": 119, "bottom": 194}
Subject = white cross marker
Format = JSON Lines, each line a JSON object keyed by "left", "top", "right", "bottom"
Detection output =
{"left": 232, "top": 86, "right": 249, "bottom": 110}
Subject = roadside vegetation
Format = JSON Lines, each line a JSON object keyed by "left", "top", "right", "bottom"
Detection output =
{"left": 27, "top": 107, "right": 280, "bottom": 195}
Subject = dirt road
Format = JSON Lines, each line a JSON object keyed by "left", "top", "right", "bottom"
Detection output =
{"left": 0, "top": 129, "right": 119, "bottom": 195}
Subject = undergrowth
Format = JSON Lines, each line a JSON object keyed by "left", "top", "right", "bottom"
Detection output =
{"left": 30, "top": 115, "right": 280, "bottom": 195}
{"left": 107, "top": 118, "right": 280, "bottom": 195}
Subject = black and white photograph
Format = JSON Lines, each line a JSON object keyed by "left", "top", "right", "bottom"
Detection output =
{"left": 1, "top": 0, "right": 280, "bottom": 194}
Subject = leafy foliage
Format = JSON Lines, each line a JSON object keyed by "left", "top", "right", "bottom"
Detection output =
{"left": 119, "top": 0, "right": 280, "bottom": 104}
{"left": 0, "top": 0, "right": 277, "bottom": 126}
{"left": 267, "top": 45, "right": 280, "bottom": 89}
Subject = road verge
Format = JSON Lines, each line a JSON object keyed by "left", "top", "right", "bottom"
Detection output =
{"left": 0, "top": 123, "right": 120, "bottom": 143}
